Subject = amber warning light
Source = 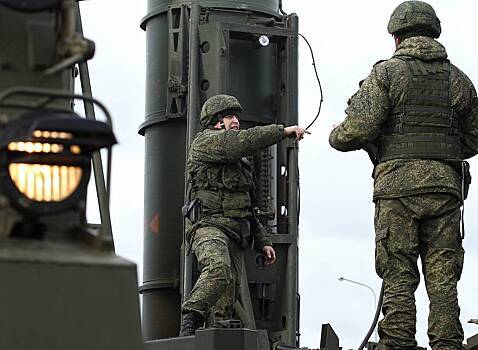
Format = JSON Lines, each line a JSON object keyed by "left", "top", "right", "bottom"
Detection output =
{"left": 0, "top": 110, "right": 116, "bottom": 215}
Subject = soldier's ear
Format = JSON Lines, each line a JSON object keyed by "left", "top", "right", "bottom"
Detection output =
{"left": 214, "top": 116, "right": 225, "bottom": 129}
{"left": 394, "top": 35, "right": 402, "bottom": 47}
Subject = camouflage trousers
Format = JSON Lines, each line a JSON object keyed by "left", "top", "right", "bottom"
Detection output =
{"left": 374, "top": 193, "right": 465, "bottom": 350}
{"left": 181, "top": 225, "right": 243, "bottom": 321}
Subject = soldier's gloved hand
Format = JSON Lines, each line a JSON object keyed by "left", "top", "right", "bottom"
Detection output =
{"left": 284, "top": 126, "right": 310, "bottom": 141}
{"left": 262, "top": 245, "right": 276, "bottom": 266}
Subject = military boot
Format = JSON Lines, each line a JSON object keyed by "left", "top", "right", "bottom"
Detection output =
{"left": 179, "top": 311, "right": 204, "bottom": 336}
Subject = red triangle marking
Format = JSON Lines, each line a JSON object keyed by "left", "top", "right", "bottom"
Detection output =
{"left": 149, "top": 214, "right": 160, "bottom": 235}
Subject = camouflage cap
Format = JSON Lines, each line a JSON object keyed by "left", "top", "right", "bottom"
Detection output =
{"left": 200, "top": 95, "right": 242, "bottom": 127}
{"left": 388, "top": 1, "right": 441, "bottom": 38}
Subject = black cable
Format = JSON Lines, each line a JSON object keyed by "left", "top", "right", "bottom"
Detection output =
{"left": 295, "top": 33, "right": 323, "bottom": 222}
{"left": 294, "top": 33, "right": 324, "bottom": 239}
{"left": 358, "top": 281, "right": 385, "bottom": 350}
{"left": 298, "top": 33, "right": 324, "bottom": 131}
{"left": 296, "top": 143, "right": 300, "bottom": 226}
{"left": 279, "top": 0, "right": 288, "bottom": 16}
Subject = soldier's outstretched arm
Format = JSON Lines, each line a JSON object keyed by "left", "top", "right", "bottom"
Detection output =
{"left": 192, "top": 124, "right": 308, "bottom": 162}
{"left": 284, "top": 125, "right": 310, "bottom": 140}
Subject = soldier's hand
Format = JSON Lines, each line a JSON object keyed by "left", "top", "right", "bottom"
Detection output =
{"left": 284, "top": 126, "right": 310, "bottom": 141}
{"left": 262, "top": 245, "right": 276, "bottom": 266}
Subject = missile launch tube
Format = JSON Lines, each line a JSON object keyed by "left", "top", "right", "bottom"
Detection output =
{"left": 140, "top": 1, "right": 186, "bottom": 338}
{"left": 140, "top": 0, "right": 281, "bottom": 29}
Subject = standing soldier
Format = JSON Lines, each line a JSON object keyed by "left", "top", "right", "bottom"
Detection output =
{"left": 329, "top": 2, "right": 478, "bottom": 350}
{"left": 180, "top": 94, "right": 308, "bottom": 336}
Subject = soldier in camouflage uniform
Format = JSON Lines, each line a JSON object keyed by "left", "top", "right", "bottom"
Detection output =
{"left": 329, "top": 2, "right": 478, "bottom": 349}
{"left": 179, "top": 94, "right": 308, "bottom": 336}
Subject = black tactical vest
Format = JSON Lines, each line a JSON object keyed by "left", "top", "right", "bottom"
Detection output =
{"left": 378, "top": 57, "right": 463, "bottom": 162}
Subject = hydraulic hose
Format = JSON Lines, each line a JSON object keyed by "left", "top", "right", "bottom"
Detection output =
{"left": 358, "top": 281, "right": 384, "bottom": 350}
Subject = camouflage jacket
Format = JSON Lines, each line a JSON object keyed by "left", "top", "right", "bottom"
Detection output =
{"left": 187, "top": 124, "right": 284, "bottom": 250}
{"left": 329, "top": 36, "right": 478, "bottom": 201}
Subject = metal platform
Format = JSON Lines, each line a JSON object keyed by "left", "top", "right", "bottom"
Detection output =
{"left": 145, "top": 328, "right": 270, "bottom": 350}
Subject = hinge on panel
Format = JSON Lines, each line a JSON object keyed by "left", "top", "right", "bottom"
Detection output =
{"left": 166, "top": 5, "right": 189, "bottom": 119}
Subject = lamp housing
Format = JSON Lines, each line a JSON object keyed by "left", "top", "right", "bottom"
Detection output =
{"left": 0, "top": 110, "right": 116, "bottom": 216}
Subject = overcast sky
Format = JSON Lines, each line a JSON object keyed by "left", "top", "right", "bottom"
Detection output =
{"left": 79, "top": 1, "right": 478, "bottom": 349}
